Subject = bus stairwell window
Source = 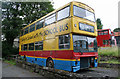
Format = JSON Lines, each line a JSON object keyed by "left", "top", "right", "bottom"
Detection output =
{"left": 35, "top": 41, "right": 43, "bottom": 50}
{"left": 59, "top": 35, "right": 70, "bottom": 49}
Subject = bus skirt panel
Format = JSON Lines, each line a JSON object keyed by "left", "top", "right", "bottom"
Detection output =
{"left": 20, "top": 55, "right": 80, "bottom": 72}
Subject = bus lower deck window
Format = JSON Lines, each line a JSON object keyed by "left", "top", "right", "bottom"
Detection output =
{"left": 35, "top": 41, "right": 43, "bottom": 50}
{"left": 29, "top": 43, "right": 34, "bottom": 50}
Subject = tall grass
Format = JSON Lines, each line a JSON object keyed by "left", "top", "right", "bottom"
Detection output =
{"left": 98, "top": 46, "right": 119, "bottom": 57}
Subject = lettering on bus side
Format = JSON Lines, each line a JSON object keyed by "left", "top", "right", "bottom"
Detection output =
{"left": 21, "top": 23, "right": 69, "bottom": 42}
{"left": 59, "top": 23, "right": 68, "bottom": 32}
{"left": 44, "top": 27, "right": 59, "bottom": 36}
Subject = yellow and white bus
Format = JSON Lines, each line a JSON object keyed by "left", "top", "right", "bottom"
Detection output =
{"left": 19, "top": 1, "right": 98, "bottom": 72}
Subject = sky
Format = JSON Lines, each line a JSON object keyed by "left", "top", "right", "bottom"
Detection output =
{"left": 52, "top": 0, "right": 119, "bottom": 31}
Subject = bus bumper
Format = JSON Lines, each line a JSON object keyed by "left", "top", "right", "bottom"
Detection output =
{"left": 72, "top": 66, "right": 80, "bottom": 72}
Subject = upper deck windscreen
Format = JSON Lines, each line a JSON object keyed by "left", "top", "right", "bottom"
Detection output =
{"left": 73, "top": 5, "right": 95, "bottom": 22}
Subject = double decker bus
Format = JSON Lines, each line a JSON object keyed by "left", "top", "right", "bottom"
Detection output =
{"left": 19, "top": 1, "right": 98, "bottom": 72}
{"left": 97, "top": 29, "right": 116, "bottom": 47}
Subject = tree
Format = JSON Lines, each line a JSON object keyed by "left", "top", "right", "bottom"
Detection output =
{"left": 2, "top": 2, "right": 54, "bottom": 57}
{"left": 96, "top": 18, "right": 103, "bottom": 29}
{"left": 2, "top": 2, "right": 23, "bottom": 47}
{"left": 20, "top": 2, "right": 54, "bottom": 25}
{"left": 113, "top": 28, "right": 120, "bottom": 32}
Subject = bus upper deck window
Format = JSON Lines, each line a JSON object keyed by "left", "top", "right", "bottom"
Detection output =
{"left": 36, "top": 20, "right": 44, "bottom": 30}
{"left": 30, "top": 24, "right": 35, "bottom": 32}
{"left": 45, "top": 14, "right": 56, "bottom": 26}
{"left": 24, "top": 27, "right": 29, "bottom": 35}
{"left": 73, "top": 5, "right": 95, "bottom": 22}
{"left": 57, "top": 6, "right": 70, "bottom": 21}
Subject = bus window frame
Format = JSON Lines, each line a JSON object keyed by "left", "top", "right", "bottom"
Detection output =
{"left": 57, "top": 5, "right": 70, "bottom": 22}
{"left": 73, "top": 5, "right": 96, "bottom": 22}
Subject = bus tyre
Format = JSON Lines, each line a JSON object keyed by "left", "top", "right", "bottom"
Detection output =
{"left": 46, "top": 59, "right": 54, "bottom": 68}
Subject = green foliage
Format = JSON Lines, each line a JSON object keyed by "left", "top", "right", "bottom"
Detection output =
{"left": 2, "top": 2, "right": 23, "bottom": 47}
{"left": 2, "top": 41, "right": 18, "bottom": 58}
{"left": 113, "top": 28, "right": 120, "bottom": 32}
{"left": 100, "top": 59, "right": 120, "bottom": 64}
{"left": 2, "top": 2, "right": 54, "bottom": 46}
{"left": 4, "top": 59, "right": 16, "bottom": 65}
{"left": 20, "top": 2, "right": 54, "bottom": 25}
{"left": 98, "top": 47, "right": 119, "bottom": 57}
{"left": 96, "top": 18, "right": 103, "bottom": 29}
{"left": 2, "top": 1, "right": 54, "bottom": 57}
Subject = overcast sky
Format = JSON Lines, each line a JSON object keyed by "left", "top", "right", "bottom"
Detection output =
{"left": 53, "top": 0, "right": 119, "bottom": 31}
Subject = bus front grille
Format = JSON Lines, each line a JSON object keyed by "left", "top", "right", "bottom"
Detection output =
{"left": 80, "top": 57, "right": 89, "bottom": 69}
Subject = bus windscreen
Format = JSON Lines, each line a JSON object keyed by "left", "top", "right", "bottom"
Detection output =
{"left": 73, "top": 34, "right": 97, "bottom": 52}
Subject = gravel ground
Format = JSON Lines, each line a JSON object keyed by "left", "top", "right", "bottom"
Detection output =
{"left": 0, "top": 60, "right": 2, "bottom": 78}
{"left": 76, "top": 67, "right": 119, "bottom": 77}
{"left": 2, "top": 61, "right": 47, "bottom": 78}
{"left": 2, "top": 60, "right": 119, "bottom": 78}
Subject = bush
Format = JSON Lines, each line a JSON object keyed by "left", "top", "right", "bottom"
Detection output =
{"left": 2, "top": 41, "right": 19, "bottom": 58}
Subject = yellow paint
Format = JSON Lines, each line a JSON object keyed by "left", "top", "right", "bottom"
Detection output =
{"left": 72, "top": 1, "right": 94, "bottom": 13}
{"left": 19, "top": 1, "right": 97, "bottom": 52}
{"left": 72, "top": 17, "right": 97, "bottom": 36}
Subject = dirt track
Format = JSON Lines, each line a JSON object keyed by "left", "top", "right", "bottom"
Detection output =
{"left": 2, "top": 60, "right": 119, "bottom": 78}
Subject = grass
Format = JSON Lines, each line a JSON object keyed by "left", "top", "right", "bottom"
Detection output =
{"left": 4, "top": 60, "right": 16, "bottom": 65}
{"left": 100, "top": 59, "right": 120, "bottom": 64}
{"left": 98, "top": 46, "right": 120, "bottom": 64}
{"left": 98, "top": 46, "right": 119, "bottom": 57}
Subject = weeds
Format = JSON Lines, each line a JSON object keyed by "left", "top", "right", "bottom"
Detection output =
{"left": 100, "top": 59, "right": 120, "bottom": 64}
{"left": 98, "top": 46, "right": 119, "bottom": 57}
{"left": 4, "top": 60, "right": 16, "bottom": 65}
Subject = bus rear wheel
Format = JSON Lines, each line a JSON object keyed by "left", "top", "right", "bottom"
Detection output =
{"left": 46, "top": 59, "right": 54, "bottom": 68}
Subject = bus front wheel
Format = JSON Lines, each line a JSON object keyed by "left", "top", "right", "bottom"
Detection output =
{"left": 46, "top": 58, "right": 54, "bottom": 68}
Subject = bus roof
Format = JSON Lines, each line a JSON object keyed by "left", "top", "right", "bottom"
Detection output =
{"left": 22, "top": 1, "right": 94, "bottom": 30}
{"left": 97, "top": 29, "right": 111, "bottom": 32}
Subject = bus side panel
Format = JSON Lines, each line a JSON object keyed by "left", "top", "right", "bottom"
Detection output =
{"left": 19, "top": 50, "right": 75, "bottom": 71}
{"left": 56, "top": 18, "right": 71, "bottom": 36}
{"left": 44, "top": 38, "right": 56, "bottom": 51}
{"left": 54, "top": 60, "right": 72, "bottom": 71}
{"left": 54, "top": 50, "right": 73, "bottom": 71}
